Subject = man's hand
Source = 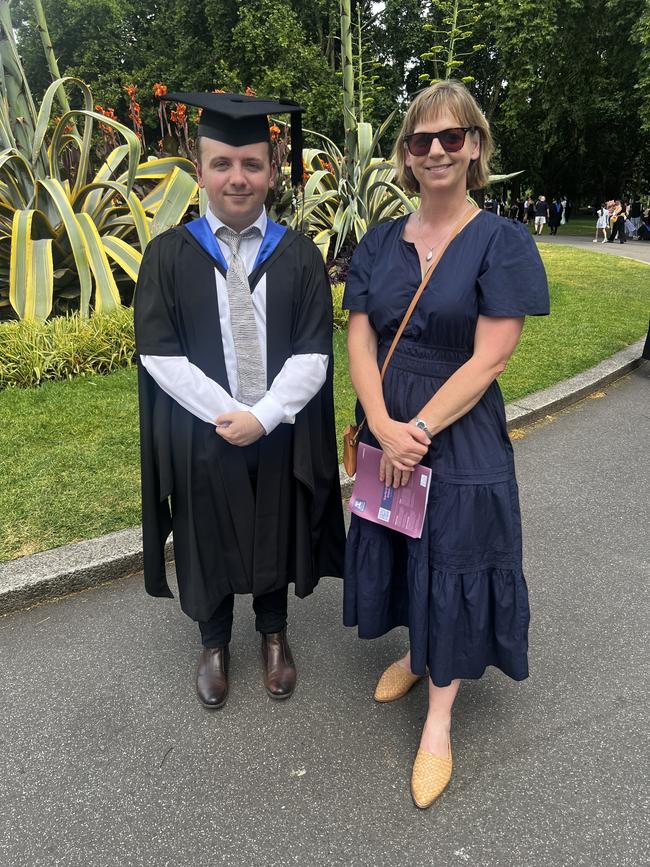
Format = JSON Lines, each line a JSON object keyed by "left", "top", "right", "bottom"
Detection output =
{"left": 214, "top": 411, "right": 265, "bottom": 446}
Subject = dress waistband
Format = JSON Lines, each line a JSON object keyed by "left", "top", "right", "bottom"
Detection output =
{"left": 378, "top": 338, "right": 471, "bottom": 375}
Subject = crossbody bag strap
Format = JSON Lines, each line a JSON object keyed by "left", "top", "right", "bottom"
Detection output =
{"left": 378, "top": 205, "right": 481, "bottom": 380}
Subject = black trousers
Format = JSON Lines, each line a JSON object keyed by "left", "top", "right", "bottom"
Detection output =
{"left": 609, "top": 219, "right": 625, "bottom": 242}
{"left": 198, "top": 439, "right": 288, "bottom": 648}
{"left": 199, "top": 586, "right": 289, "bottom": 648}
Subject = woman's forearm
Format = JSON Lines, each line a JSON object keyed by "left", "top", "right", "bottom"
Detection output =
{"left": 347, "top": 312, "right": 430, "bottom": 468}
{"left": 418, "top": 315, "right": 525, "bottom": 436}
{"left": 418, "top": 356, "right": 501, "bottom": 436}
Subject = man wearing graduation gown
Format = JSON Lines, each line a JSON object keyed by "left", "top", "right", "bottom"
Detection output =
{"left": 134, "top": 92, "right": 345, "bottom": 709}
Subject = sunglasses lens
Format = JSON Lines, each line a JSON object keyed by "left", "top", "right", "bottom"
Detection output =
{"left": 438, "top": 129, "right": 466, "bottom": 152}
{"left": 408, "top": 133, "right": 433, "bottom": 155}
{"left": 406, "top": 128, "right": 470, "bottom": 155}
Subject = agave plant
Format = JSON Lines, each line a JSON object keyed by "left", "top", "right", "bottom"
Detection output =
{"left": 293, "top": 117, "right": 416, "bottom": 260}
{"left": 0, "top": 2, "right": 197, "bottom": 321}
{"left": 285, "top": 0, "right": 416, "bottom": 260}
{"left": 289, "top": 0, "right": 525, "bottom": 261}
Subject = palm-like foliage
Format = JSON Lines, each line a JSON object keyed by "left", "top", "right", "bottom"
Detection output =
{"left": 0, "top": 2, "right": 197, "bottom": 320}
{"left": 290, "top": 0, "right": 524, "bottom": 261}
{"left": 287, "top": 0, "right": 415, "bottom": 260}
{"left": 294, "top": 116, "right": 417, "bottom": 260}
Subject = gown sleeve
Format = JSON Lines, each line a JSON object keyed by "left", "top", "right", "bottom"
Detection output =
{"left": 134, "top": 233, "right": 184, "bottom": 356}
{"left": 290, "top": 240, "right": 335, "bottom": 356}
{"left": 134, "top": 233, "right": 180, "bottom": 601}
{"left": 477, "top": 220, "right": 550, "bottom": 317}
{"left": 341, "top": 228, "right": 378, "bottom": 312}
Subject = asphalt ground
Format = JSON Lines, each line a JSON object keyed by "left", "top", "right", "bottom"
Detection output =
{"left": 534, "top": 233, "right": 650, "bottom": 266}
{"left": 1, "top": 366, "right": 648, "bottom": 867}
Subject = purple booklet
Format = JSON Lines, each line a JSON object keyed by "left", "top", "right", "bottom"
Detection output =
{"left": 348, "top": 443, "right": 432, "bottom": 539}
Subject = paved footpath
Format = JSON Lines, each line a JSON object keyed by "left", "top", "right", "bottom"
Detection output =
{"left": 535, "top": 233, "right": 650, "bottom": 266}
{"left": 1, "top": 367, "right": 648, "bottom": 867}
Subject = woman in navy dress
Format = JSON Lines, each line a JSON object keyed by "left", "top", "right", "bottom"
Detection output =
{"left": 343, "top": 81, "right": 549, "bottom": 808}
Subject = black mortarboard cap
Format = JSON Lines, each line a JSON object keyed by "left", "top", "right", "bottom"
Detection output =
{"left": 162, "top": 92, "right": 304, "bottom": 186}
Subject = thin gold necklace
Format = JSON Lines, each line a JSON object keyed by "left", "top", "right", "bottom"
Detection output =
{"left": 417, "top": 204, "right": 472, "bottom": 262}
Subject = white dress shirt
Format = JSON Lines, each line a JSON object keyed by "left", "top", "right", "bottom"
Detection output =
{"left": 140, "top": 206, "right": 329, "bottom": 434}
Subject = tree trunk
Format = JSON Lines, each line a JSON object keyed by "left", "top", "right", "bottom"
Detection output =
{"left": 340, "top": 0, "right": 356, "bottom": 168}
{"left": 31, "top": 0, "right": 74, "bottom": 119}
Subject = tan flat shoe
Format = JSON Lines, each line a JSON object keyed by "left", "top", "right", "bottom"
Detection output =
{"left": 374, "top": 662, "right": 423, "bottom": 702}
{"left": 410, "top": 739, "right": 452, "bottom": 809}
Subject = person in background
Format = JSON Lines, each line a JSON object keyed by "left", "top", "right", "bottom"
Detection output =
{"left": 629, "top": 199, "right": 642, "bottom": 237}
{"left": 517, "top": 198, "right": 525, "bottom": 222}
{"left": 548, "top": 197, "right": 562, "bottom": 235}
{"left": 525, "top": 196, "right": 535, "bottom": 226}
{"left": 593, "top": 202, "right": 609, "bottom": 243}
{"left": 608, "top": 200, "right": 626, "bottom": 244}
{"left": 534, "top": 195, "right": 549, "bottom": 235}
{"left": 638, "top": 209, "right": 650, "bottom": 241}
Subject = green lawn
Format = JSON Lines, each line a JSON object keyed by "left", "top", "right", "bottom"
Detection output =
{"left": 2, "top": 243, "right": 648, "bottom": 562}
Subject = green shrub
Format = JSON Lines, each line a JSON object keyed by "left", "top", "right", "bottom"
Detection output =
{"left": 0, "top": 282, "right": 349, "bottom": 388}
{"left": 0, "top": 308, "right": 136, "bottom": 389}
{"left": 331, "top": 282, "right": 349, "bottom": 331}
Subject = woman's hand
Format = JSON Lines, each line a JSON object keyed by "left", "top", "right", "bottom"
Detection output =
{"left": 373, "top": 418, "right": 429, "bottom": 471}
{"left": 379, "top": 453, "right": 414, "bottom": 489}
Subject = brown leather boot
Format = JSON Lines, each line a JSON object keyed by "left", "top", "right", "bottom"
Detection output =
{"left": 261, "top": 629, "right": 296, "bottom": 699}
{"left": 196, "top": 645, "right": 230, "bottom": 709}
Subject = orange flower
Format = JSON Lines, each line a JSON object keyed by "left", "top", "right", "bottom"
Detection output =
{"left": 212, "top": 88, "right": 226, "bottom": 94}
{"left": 152, "top": 83, "right": 167, "bottom": 98}
{"left": 302, "top": 159, "right": 309, "bottom": 184}
{"left": 245, "top": 85, "right": 257, "bottom": 97}
{"left": 124, "top": 84, "right": 137, "bottom": 98}
{"left": 170, "top": 103, "right": 187, "bottom": 127}
{"left": 95, "top": 104, "right": 118, "bottom": 134}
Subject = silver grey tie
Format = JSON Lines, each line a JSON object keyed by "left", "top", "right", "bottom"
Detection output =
{"left": 216, "top": 225, "right": 267, "bottom": 404}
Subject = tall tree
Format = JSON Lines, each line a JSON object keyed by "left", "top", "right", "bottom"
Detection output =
{"left": 11, "top": 0, "right": 650, "bottom": 200}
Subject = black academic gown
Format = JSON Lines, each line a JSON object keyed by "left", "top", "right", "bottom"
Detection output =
{"left": 134, "top": 221, "right": 345, "bottom": 622}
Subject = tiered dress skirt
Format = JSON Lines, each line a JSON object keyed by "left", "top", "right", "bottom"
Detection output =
{"left": 343, "top": 340, "right": 530, "bottom": 687}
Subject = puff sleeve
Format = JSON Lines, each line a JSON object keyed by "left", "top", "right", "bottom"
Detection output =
{"left": 342, "top": 228, "right": 379, "bottom": 312}
{"left": 477, "top": 220, "right": 550, "bottom": 317}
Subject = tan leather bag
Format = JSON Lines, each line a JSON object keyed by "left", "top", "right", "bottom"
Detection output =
{"left": 342, "top": 207, "right": 480, "bottom": 477}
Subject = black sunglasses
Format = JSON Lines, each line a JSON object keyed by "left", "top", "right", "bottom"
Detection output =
{"left": 404, "top": 127, "right": 476, "bottom": 156}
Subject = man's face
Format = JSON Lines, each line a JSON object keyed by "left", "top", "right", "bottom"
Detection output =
{"left": 196, "top": 137, "right": 275, "bottom": 231}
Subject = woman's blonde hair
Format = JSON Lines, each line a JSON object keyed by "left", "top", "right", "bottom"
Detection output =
{"left": 392, "top": 80, "right": 493, "bottom": 194}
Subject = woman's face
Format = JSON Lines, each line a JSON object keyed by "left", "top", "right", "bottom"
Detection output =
{"left": 404, "top": 109, "right": 480, "bottom": 197}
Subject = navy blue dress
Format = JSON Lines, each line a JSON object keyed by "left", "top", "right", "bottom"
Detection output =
{"left": 342, "top": 210, "right": 550, "bottom": 687}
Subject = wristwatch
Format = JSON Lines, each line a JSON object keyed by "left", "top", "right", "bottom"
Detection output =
{"left": 412, "top": 417, "right": 435, "bottom": 440}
